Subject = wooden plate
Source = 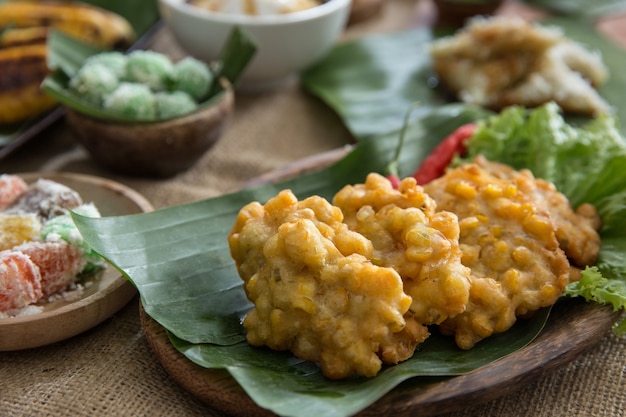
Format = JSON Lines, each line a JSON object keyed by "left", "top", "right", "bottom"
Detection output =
{"left": 0, "top": 172, "right": 154, "bottom": 351}
{"left": 140, "top": 148, "right": 621, "bottom": 416}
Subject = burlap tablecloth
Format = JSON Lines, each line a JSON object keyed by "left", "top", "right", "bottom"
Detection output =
{"left": 2, "top": 1, "right": 626, "bottom": 416}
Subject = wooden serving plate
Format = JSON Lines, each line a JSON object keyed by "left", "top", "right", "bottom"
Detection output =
{"left": 141, "top": 298, "right": 618, "bottom": 416}
{"left": 140, "top": 147, "right": 621, "bottom": 416}
{"left": 0, "top": 172, "right": 154, "bottom": 351}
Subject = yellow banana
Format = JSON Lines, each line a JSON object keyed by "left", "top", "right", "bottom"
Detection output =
{"left": 0, "top": 27, "right": 49, "bottom": 48}
{"left": 0, "top": 1, "right": 137, "bottom": 124}
{"left": 0, "top": 1, "right": 135, "bottom": 49}
{"left": 0, "top": 44, "right": 56, "bottom": 125}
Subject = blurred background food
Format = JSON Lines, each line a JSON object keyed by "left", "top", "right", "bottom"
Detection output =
{"left": 158, "top": 0, "right": 352, "bottom": 90}
{"left": 41, "top": 30, "right": 252, "bottom": 177}
{"left": 0, "top": 1, "right": 136, "bottom": 125}
{"left": 430, "top": 15, "right": 611, "bottom": 116}
{"left": 66, "top": 50, "right": 214, "bottom": 121}
{"left": 187, "top": 0, "right": 322, "bottom": 15}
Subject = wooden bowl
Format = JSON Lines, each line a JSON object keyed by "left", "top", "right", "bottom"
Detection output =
{"left": 433, "top": 0, "right": 504, "bottom": 28}
{"left": 65, "top": 85, "right": 234, "bottom": 178}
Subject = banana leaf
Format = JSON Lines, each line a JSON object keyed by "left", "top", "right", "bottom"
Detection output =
{"left": 0, "top": 0, "right": 160, "bottom": 149}
{"left": 72, "top": 104, "right": 554, "bottom": 417}
{"left": 301, "top": 17, "right": 626, "bottom": 139}
{"left": 522, "top": 0, "right": 626, "bottom": 17}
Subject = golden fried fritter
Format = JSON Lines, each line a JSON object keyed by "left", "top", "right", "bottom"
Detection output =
{"left": 229, "top": 189, "right": 428, "bottom": 379}
{"left": 473, "top": 156, "right": 601, "bottom": 267}
{"left": 333, "top": 173, "right": 471, "bottom": 325}
{"left": 430, "top": 15, "right": 610, "bottom": 116}
{"left": 424, "top": 160, "right": 571, "bottom": 349}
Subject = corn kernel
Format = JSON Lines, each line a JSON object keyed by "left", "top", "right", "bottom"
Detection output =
{"left": 482, "top": 184, "right": 503, "bottom": 199}
{"left": 460, "top": 216, "right": 481, "bottom": 233}
{"left": 494, "top": 240, "right": 508, "bottom": 255}
{"left": 460, "top": 243, "right": 480, "bottom": 265}
{"left": 511, "top": 246, "right": 533, "bottom": 267}
{"left": 454, "top": 182, "right": 477, "bottom": 200}
{"left": 523, "top": 215, "right": 553, "bottom": 239}
{"left": 503, "top": 185, "right": 518, "bottom": 198}
{"left": 502, "top": 268, "right": 520, "bottom": 292}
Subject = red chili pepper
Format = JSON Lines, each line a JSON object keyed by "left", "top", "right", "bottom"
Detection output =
{"left": 386, "top": 174, "right": 401, "bottom": 189}
{"left": 412, "top": 123, "right": 476, "bottom": 185}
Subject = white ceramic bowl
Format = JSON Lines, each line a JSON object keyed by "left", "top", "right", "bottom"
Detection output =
{"left": 158, "top": 0, "right": 351, "bottom": 90}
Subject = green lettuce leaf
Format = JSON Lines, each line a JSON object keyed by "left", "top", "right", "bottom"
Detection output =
{"left": 462, "top": 103, "right": 626, "bottom": 208}
{"left": 461, "top": 103, "right": 626, "bottom": 329}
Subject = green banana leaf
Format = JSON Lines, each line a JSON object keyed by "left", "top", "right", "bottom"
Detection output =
{"left": 72, "top": 104, "right": 552, "bottom": 417}
{"left": 301, "top": 17, "right": 626, "bottom": 139}
{"left": 302, "top": 28, "right": 443, "bottom": 139}
{"left": 0, "top": 0, "right": 160, "bottom": 147}
{"left": 522, "top": 0, "right": 626, "bottom": 18}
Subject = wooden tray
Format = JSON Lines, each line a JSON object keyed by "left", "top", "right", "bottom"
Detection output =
{"left": 140, "top": 147, "right": 621, "bottom": 416}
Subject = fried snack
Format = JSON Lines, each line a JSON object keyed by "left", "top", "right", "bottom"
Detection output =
{"left": 229, "top": 189, "right": 428, "bottom": 379}
{"left": 333, "top": 173, "right": 471, "bottom": 325}
{"left": 473, "top": 156, "right": 601, "bottom": 268}
{"left": 424, "top": 159, "right": 570, "bottom": 349}
{"left": 430, "top": 15, "right": 610, "bottom": 116}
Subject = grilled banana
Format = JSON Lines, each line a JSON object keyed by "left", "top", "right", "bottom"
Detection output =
{"left": 0, "top": 1, "right": 135, "bottom": 49}
{"left": 0, "top": 44, "right": 56, "bottom": 125}
{"left": 0, "top": 1, "right": 136, "bottom": 124}
{"left": 0, "top": 27, "right": 49, "bottom": 48}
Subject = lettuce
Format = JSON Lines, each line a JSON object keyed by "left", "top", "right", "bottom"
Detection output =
{"left": 460, "top": 102, "right": 626, "bottom": 331}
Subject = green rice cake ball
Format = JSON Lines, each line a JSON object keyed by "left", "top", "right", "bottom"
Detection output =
{"left": 103, "top": 82, "right": 156, "bottom": 120}
{"left": 125, "top": 50, "right": 174, "bottom": 91}
{"left": 84, "top": 51, "right": 128, "bottom": 78}
{"left": 172, "top": 57, "right": 213, "bottom": 101}
{"left": 69, "top": 63, "right": 119, "bottom": 107}
{"left": 42, "top": 203, "right": 105, "bottom": 272}
{"left": 155, "top": 91, "right": 198, "bottom": 119}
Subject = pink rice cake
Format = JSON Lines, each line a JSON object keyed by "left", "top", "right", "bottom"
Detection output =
{"left": 15, "top": 240, "right": 87, "bottom": 297}
{"left": 0, "top": 250, "right": 43, "bottom": 312}
{"left": 0, "top": 174, "right": 28, "bottom": 210}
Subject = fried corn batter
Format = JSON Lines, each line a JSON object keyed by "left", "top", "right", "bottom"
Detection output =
{"left": 333, "top": 173, "right": 471, "bottom": 325}
{"left": 472, "top": 156, "right": 601, "bottom": 267}
{"left": 229, "top": 161, "right": 595, "bottom": 374}
{"left": 430, "top": 16, "right": 610, "bottom": 116}
{"left": 229, "top": 189, "right": 428, "bottom": 379}
{"left": 424, "top": 159, "right": 571, "bottom": 349}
